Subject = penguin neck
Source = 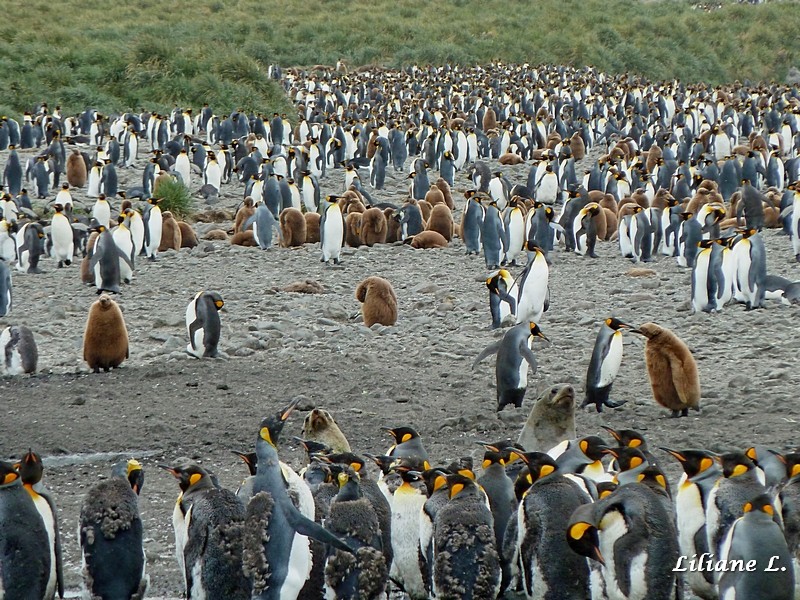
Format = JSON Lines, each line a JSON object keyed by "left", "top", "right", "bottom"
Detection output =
{"left": 22, "top": 482, "right": 41, "bottom": 498}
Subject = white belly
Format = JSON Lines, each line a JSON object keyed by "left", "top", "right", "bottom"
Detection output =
{"left": 597, "top": 332, "right": 623, "bottom": 388}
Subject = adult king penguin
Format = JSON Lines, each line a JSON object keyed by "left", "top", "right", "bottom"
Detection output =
{"left": 582, "top": 317, "right": 634, "bottom": 412}
{"left": 186, "top": 291, "right": 224, "bottom": 358}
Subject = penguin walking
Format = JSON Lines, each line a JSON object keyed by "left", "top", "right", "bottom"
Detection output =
{"left": 472, "top": 322, "right": 549, "bottom": 411}
{"left": 718, "top": 494, "right": 794, "bottom": 600}
{"left": 583, "top": 317, "right": 634, "bottom": 412}
{"left": 567, "top": 480, "right": 681, "bottom": 600}
{"left": 79, "top": 459, "right": 148, "bottom": 600}
{"left": 0, "top": 325, "right": 37, "bottom": 375}
{"left": 242, "top": 399, "right": 353, "bottom": 600}
{"left": 486, "top": 269, "right": 516, "bottom": 328}
{"left": 661, "top": 447, "right": 722, "bottom": 600}
{"left": 16, "top": 450, "right": 63, "bottom": 600}
{"left": 142, "top": 198, "right": 163, "bottom": 260}
{"left": 433, "top": 474, "right": 501, "bottom": 600}
{"left": 186, "top": 291, "right": 224, "bottom": 358}
{"left": 162, "top": 461, "right": 252, "bottom": 600}
{"left": 323, "top": 467, "right": 388, "bottom": 600}
{"left": 320, "top": 196, "right": 345, "bottom": 265}
{"left": 0, "top": 460, "right": 51, "bottom": 599}
{"left": 515, "top": 452, "right": 592, "bottom": 600}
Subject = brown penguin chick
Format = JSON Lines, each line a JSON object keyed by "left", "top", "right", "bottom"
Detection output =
{"left": 234, "top": 197, "right": 256, "bottom": 233}
{"left": 424, "top": 184, "right": 446, "bottom": 207}
{"left": 417, "top": 200, "right": 432, "bottom": 224}
{"left": 231, "top": 230, "right": 258, "bottom": 246}
{"left": 426, "top": 204, "right": 454, "bottom": 242}
{"left": 304, "top": 212, "right": 321, "bottom": 244}
{"left": 384, "top": 207, "right": 401, "bottom": 243}
{"left": 152, "top": 172, "right": 171, "bottom": 197}
{"left": 158, "top": 211, "right": 182, "bottom": 252}
{"left": 83, "top": 294, "right": 129, "bottom": 373}
{"left": 279, "top": 207, "right": 307, "bottom": 247}
{"left": 359, "top": 207, "right": 387, "bottom": 246}
{"left": 598, "top": 193, "right": 618, "bottom": 215}
{"left": 645, "top": 144, "right": 662, "bottom": 173}
{"left": 634, "top": 322, "right": 700, "bottom": 418}
{"left": 66, "top": 149, "right": 87, "bottom": 187}
{"left": 302, "top": 408, "right": 351, "bottom": 453}
{"left": 408, "top": 230, "right": 448, "bottom": 249}
{"left": 631, "top": 189, "right": 649, "bottom": 208}
{"left": 355, "top": 276, "right": 398, "bottom": 327}
{"left": 482, "top": 107, "right": 497, "bottom": 132}
{"left": 602, "top": 208, "right": 618, "bottom": 240}
{"left": 569, "top": 132, "right": 586, "bottom": 160}
{"left": 434, "top": 177, "right": 455, "bottom": 210}
{"left": 178, "top": 222, "right": 198, "bottom": 248}
{"left": 344, "top": 212, "right": 362, "bottom": 247}
{"left": 650, "top": 188, "right": 674, "bottom": 210}
{"left": 282, "top": 280, "right": 325, "bottom": 294}
{"left": 698, "top": 179, "right": 719, "bottom": 193}
{"left": 686, "top": 188, "right": 712, "bottom": 215}
{"left": 591, "top": 207, "right": 608, "bottom": 241}
{"left": 617, "top": 200, "right": 639, "bottom": 220}
{"left": 204, "top": 229, "right": 228, "bottom": 241}
{"left": 340, "top": 192, "right": 366, "bottom": 214}
{"left": 498, "top": 152, "right": 524, "bottom": 165}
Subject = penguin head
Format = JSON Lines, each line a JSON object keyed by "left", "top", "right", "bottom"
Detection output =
{"left": 16, "top": 449, "right": 43, "bottom": 486}
{"left": 636, "top": 466, "right": 670, "bottom": 494}
{"left": 528, "top": 322, "right": 549, "bottom": 342}
{"left": 604, "top": 317, "right": 634, "bottom": 332}
{"left": 381, "top": 425, "right": 421, "bottom": 445}
{"left": 334, "top": 465, "right": 362, "bottom": 501}
{"left": 513, "top": 468, "right": 534, "bottom": 501}
{"left": 292, "top": 437, "right": 332, "bottom": 459}
{"left": 602, "top": 447, "right": 647, "bottom": 473}
{"left": 258, "top": 397, "right": 301, "bottom": 448}
{"left": 629, "top": 322, "right": 662, "bottom": 340}
{"left": 783, "top": 453, "right": 800, "bottom": 481}
{"left": 742, "top": 493, "right": 776, "bottom": 518}
{"left": 118, "top": 459, "right": 144, "bottom": 495}
{"left": 518, "top": 451, "right": 559, "bottom": 483}
{"left": 364, "top": 453, "right": 395, "bottom": 476}
{"left": 0, "top": 461, "right": 21, "bottom": 487}
{"left": 421, "top": 468, "right": 449, "bottom": 498}
{"left": 160, "top": 461, "right": 212, "bottom": 493}
{"left": 596, "top": 481, "right": 618, "bottom": 499}
{"left": 318, "top": 452, "right": 366, "bottom": 475}
{"left": 601, "top": 426, "right": 647, "bottom": 450}
{"left": 480, "top": 449, "right": 505, "bottom": 470}
{"left": 567, "top": 504, "right": 604, "bottom": 565}
{"left": 697, "top": 239, "right": 715, "bottom": 249}
{"left": 719, "top": 452, "right": 757, "bottom": 479}
{"left": 445, "top": 473, "right": 479, "bottom": 500}
{"left": 231, "top": 450, "right": 258, "bottom": 477}
{"left": 577, "top": 436, "right": 610, "bottom": 462}
{"left": 478, "top": 440, "right": 524, "bottom": 465}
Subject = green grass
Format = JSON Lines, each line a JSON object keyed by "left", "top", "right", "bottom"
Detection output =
{"left": 154, "top": 178, "right": 194, "bottom": 218}
{"left": 0, "top": 0, "right": 798, "bottom": 120}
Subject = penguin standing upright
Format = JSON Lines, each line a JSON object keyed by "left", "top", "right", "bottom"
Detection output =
{"left": 162, "top": 461, "right": 252, "bottom": 600}
{"left": 515, "top": 452, "right": 592, "bottom": 600}
{"left": 16, "top": 450, "right": 63, "bottom": 600}
{"left": 476, "top": 445, "right": 516, "bottom": 592}
{"left": 573, "top": 201, "right": 600, "bottom": 257}
{"left": 175, "top": 148, "right": 192, "bottom": 188}
{"left": 92, "top": 194, "right": 112, "bottom": 229}
{"left": 515, "top": 246, "right": 549, "bottom": 323}
{"left": 242, "top": 399, "right": 352, "bottom": 600}
{"left": 472, "top": 322, "right": 549, "bottom": 411}
{"left": 112, "top": 212, "right": 136, "bottom": 284}
{"left": 0, "top": 460, "right": 51, "bottom": 599}
{"left": 691, "top": 239, "right": 724, "bottom": 313}
{"left": 486, "top": 269, "right": 516, "bottom": 328}
{"left": 502, "top": 200, "right": 526, "bottom": 265}
{"left": 482, "top": 200, "right": 506, "bottom": 270}
{"left": 323, "top": 467, "right": 388, "bottom": 600}
{"left": 433, "top": 474, "right": 501, "bottom": 600}
{"left": 90, "top": 226, "right": 124, "bottom": 294}
{"left": 387, "top": 464, "right": 428, "bottom": 599}
{"left": 718, "top": 494, "right": 794, "bottom": 600}
{"left": 186, "top": 291, "right": 224, "bottom": 358}
{"left": 583, "top": 317, "right": 634, "bottom": 412}
{"left": 246, "top": 203, "right": 282, "bottom": 250}
{"left": 320, "top": 196, "right": 345, "bottom": 265}
{"left": 733, "top": 228, "right": 767, "bottom": 310}
{"left": 15, "top": 221, "right": 46, "bottom": 274}
{"left": 79, "top": 459, "right": 148, "bottom": 600}
{"left": 461, "top": 192, "right": 484, "bottom": 255}
{"left": 677, "top": 211, "right": 703, "bottom": 268}
{"left": 0, "top": 257, "right": 11, "bottom": 317}
{"left": 0, "top": 325, "right": 37, "bottom": 375}
{"left": 142, "top": 198, "right": 163, "bottom": 260}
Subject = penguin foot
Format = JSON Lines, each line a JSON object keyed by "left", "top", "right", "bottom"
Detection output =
{"left": 604, "top": 399, "right": 626, "bottom": 409}
{"left": 682, "top": 408, "right": 690, "bottom": 417}
{"left": 148, "top": 255, "right": 156, "bottom": 262}
{"left": 588, "top": 252, "right": 599, "bottom": 258}
{"left": 795, "top": 254, "right": 800, "bottom": 263}
{"left": 57, "top": 261, "right": 64, "bottom": 268}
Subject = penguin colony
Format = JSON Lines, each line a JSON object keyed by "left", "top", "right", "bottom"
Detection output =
{"left": 6, "top": 407, "right": 800, "bottom": 599}
{"left": 0, "top": 62, "right": 799, "bottom": 597}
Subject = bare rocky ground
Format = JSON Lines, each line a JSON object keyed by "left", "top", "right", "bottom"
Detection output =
{"left": 1, "top": 135, "right": 799, "bottom": 598}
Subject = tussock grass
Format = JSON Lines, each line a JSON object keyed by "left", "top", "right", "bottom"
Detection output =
{"left": 154, "top": 178, "right": 193, "bottom": 219}
{"left": 0, "top": 0, "right": 797, "bottom": 118}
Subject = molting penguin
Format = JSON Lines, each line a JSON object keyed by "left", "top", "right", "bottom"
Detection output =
{"left": 583, "top": 317, "right": 634, "bottom": 412}
{"left": 162, "top": 461, "right": 252, "bottom": 600}
{"left": 79, "top": 459, "right": 148, "bottom": 600}
{"left": 472, "top": 322, "right": 549, "bottom": 411}
{"left": 0, "top": 325, "right": 37, "bottom": 375}
{"left": 242, "top": 399, "right": 353, "bottom": 600}
{"left": 0, "top": 460, "right": 51, "bottom": 600}
{"left": 433, "top": 474, "right": 501, "bottom": 600}
{"left": 83, "top": 293, "right": 128, "bottom": 372}
{"left": 186, "top": 291, "right": 224, "bottom": 358}
{"left": 632, "top": 322, "right": 700, "bottom": 417}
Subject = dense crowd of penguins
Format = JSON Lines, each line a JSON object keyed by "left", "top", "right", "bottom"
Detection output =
{"left": 1, "top": 61, "right": 800, "bottom": 599}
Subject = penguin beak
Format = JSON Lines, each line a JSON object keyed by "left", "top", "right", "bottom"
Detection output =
{"left": 280, "top": 397, "right": 300, "bottom": 421}
{"left": 158, "top": 465, "right": 180, "bottom": 478}
{"left": 600, "top": 426, "right": 621, "bottom": 441}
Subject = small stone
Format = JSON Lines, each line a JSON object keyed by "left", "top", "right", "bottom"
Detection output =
{"left": 293, "top": 394, "right": 315, "bottom": 411}
{"left": 71, "top": 397, "right": 86, "bottom": 406}
{"left": 413, "top": 282, "right": 439, "bottom": 294}
{"left": 217, "top": 384, "right": 229, "bottom": 390}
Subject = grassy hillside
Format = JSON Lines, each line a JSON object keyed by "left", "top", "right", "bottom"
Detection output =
{"left": 0, "top": 0, "right": 798, "bottom": 119}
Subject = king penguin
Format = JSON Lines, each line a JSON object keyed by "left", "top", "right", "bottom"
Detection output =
{"left": 142, "top": 197, "right": 163, "bottom": 260}
{"left": 242, "top": 399, "right": 353, "bottom": 600}
{"left": 320, "top": 196, "right": 345, "bottom": 265}
{"left": 582, "top": 317, "right": 634, "bottom": 412}
{"left": 0, "top": 460, "right": 51, "bottom": 600}
{"left": 16, "top": 450, "right": 63, "bottom": 600}
{"left": 515, "top": 245, "right": 549, "bottom": 324}
{"left": 386, "top": 462, "right": 428, "bottom": 599}
{"left": 186, "top": 291, "right": 224, "bottom": 358}
{"left": 161, "top": 460, "right": 252, "bottom": 599}
{"left": 79, "top": 459, "right": 148, "bottom": 600}
{"left": 472, "top": 321, "right": 549, "bottom": 411}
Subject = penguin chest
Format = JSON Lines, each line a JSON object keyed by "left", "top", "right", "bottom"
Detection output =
{"left": 516, "top": 257, "right": 548, "bottom": 323}
{"left": 572, "top": 213, "right": 587, "bottom": 253}
{"left": 51, "top": 216, "right": 73, "bottom": 256}
{"left": 172, "top": 501, "right": 191, "bottom": 586}
{"left": 323, "top": 208, "right": 344, "bottom": 252}
{"left": 597, "top": 332, "right": 623, "bottom": 388}
{"left": 693, "top": 250, "right": 711, "bottom": 308}
{"left": 516, "top": 338, "right": 532, "bottom": 388}
{"left": 598, "top": 512, "right": 635, "bottom": 600}
{"left": 390, "top": 488, "right": 426, "bottom": 593}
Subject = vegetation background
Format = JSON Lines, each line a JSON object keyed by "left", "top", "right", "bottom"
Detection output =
{"left": 0, "top": 0, "right": 798, "bottom": 119}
